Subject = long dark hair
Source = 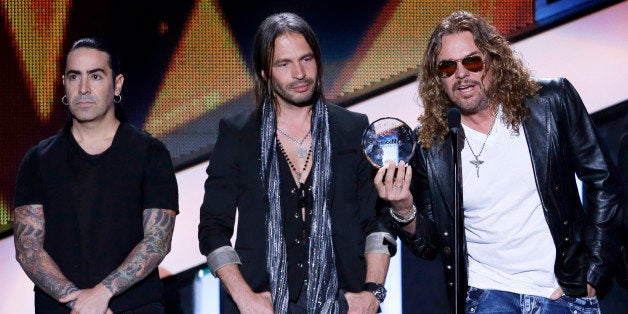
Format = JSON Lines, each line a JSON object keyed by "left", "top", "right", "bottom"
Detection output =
{"left": 252, "top": 13, "right": 323, "bottom": 114}
{"left": 66, "top": 37, "right": 127, "bottom": 122}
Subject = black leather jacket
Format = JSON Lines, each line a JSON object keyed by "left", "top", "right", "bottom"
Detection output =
{"left": 395, "top": 78, "right": 623, "bottom": 309}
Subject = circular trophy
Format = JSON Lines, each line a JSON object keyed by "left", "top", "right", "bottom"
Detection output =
{"left": 362, "top": 117, "right": 416, "bottom": 168}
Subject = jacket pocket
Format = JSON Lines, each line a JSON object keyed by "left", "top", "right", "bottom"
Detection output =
{"left": 556, "top": 240, "right": 588, "bottom": 297}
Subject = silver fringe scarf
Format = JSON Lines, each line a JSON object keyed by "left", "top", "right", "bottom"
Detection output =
{"left": 260, "top": 97, "right": 339, "bottom": 313}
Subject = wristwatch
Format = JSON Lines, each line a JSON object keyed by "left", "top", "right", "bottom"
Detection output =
{"left": 363, "top": 282, "right": 387, "bottom": 303}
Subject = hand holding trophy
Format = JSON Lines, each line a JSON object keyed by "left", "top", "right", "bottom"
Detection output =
{"left": 364, "top": 117, "right": 418, "bottom": 229}
{"left": 362, "top": 117, "right": 416, "bottom": 168}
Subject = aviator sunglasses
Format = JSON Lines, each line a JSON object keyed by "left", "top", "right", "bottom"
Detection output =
{"left": 437, "top": 55, "right": 484, "bottom": 78}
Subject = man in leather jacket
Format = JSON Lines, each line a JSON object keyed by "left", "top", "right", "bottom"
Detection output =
{"left": 375, "top": 11, "right": 622, "bottom": 313}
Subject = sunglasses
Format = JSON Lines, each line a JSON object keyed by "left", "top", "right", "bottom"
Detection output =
{"left": 437, "top": 55, "right": 484, "bottom": 78}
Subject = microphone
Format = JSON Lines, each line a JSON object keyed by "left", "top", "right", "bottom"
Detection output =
{"left": 446, "top": 106, "right": 464, "bottom": 313}
{"left": 447, "top": 107, "right": 461, "bottom": 133}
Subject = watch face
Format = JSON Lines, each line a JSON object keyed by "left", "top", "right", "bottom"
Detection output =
{"left": 365, "top": 283, "right": 387, "bottom": 302}
{"left": 375, "top": 287, "right": 387, "bottom": 302}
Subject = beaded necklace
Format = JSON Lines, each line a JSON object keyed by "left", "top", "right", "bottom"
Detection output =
{"left": 277, "top": 139, "right": 312, "bottom": 183}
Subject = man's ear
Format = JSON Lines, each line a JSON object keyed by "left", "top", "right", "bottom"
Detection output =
{"left": 114, "top": 74, "right": 125, "bottom": 95}
{"left": 261, "top": 70, "right": 267, "bottom": 80}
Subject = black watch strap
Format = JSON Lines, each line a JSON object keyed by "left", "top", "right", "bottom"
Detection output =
{"left": 363, "top": 282, "right": 387, "bottom": 303}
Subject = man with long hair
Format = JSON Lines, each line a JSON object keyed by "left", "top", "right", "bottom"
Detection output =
{"left": 13, "top": 38, "right": 178, "bottom": 313}
{"left": 199, "top": 13, "right": 394, "bottom": 314}
{"left": 375, "top": 11, "right": 622, "bottom": 313}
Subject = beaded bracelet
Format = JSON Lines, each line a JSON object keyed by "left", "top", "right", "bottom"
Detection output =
{"left": 389, "top": 204, "right": 417, "bottom": 224}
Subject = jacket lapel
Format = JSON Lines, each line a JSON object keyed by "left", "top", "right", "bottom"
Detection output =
{"left": 522, "top": 96, "right": 550, "bottom": 197}
{"left": 427, "top": 135, "right": 456, "bottom": 218}
{"left": 328, "top": 111, "right": 340, "bottom": 206}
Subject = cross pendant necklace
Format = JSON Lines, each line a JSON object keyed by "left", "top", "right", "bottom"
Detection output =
{"left": 464, "top": 117, "right": 496, "bottom": 178}
{"left": 469, "top": 157, "right": 484, "bottom": 178}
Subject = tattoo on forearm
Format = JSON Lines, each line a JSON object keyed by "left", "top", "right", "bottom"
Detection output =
{"left": 101, "top": 208, "right": 175, "bottom": 296}
{"left": 13, "top": 205, "right": 78, "bottom": 300}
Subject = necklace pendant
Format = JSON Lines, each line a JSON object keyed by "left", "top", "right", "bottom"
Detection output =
{"left": 296, "top": 146, "right": 308, "bottom": 158}
{"left": 469, "top": 158, "right": 484, "bottom": 178}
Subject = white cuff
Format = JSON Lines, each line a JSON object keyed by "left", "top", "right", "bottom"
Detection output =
{"left": 206, "top": 246, "right": 242, "bottom": 277}
{"left": 365, "top": 232, "right": 396, "bottom": 256}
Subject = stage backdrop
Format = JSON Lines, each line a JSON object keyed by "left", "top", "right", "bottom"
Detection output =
{"left": 1, "top": 1, "right": 627, "bottom": 313}
{"left": 1, "top": 0, "right": 621, "bottom": 236}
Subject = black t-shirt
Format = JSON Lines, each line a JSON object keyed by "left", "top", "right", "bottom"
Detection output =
{"left": 14, "top": 122, "right": 179, "bottom": 313}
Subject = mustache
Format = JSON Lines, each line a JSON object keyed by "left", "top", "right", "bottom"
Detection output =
{"left": 452, "top": 79, "right": 482, "bottom": 92}
{"left": 287, "top": 78, "right": 315, "bottom": 89}
{"left": 71, "top": 95, "right": 97, "bottom": 104}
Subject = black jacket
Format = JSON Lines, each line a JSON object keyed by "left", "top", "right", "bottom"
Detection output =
{"left": 198, "top": 104, "right": 390, "bottom": 312}
{"left": 396, "top": 78, "right": 623, "bottom": 310}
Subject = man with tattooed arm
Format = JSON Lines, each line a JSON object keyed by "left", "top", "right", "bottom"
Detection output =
{"left": 12, "top": 38, "right": 178, "bottom": 313}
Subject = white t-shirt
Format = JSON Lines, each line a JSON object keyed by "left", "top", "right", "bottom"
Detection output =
{"left": 461, "top": 111, "right": 559, "bottom": 297}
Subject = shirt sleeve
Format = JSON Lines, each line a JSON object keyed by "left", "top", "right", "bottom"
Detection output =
{"left": 197, "top": 118, "right": 241, "bottom": 259}
{"left": 13, "top": 147, "right": 43, "bottom": 208}
{"left": 142, "top": 139, "right": 179, "bottom": 213}
{"left": 557, "top": 78, "right": 623, "bottom": 288}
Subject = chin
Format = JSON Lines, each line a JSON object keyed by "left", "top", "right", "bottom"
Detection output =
{"left": 282, "top": 92, "right": 318, "bottom": 107}
{"left": 456, "top": 98, "right": 484, "bottom": 112}
{"left": 70, "top": 112, "right": 99, "bottom": 123}
{"left": 291, "top": 99, "right": 315, "bottom": 107}
{"left": 73, "top": 117, "right": 97, "bottom": 123}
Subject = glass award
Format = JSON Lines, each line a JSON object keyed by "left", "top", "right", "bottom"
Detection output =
{"left": 362, "top": 117, "right": 416, "bottom": 168}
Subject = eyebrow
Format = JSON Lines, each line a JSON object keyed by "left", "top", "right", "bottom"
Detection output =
{"left": 65, "top": 68, "right": 106, "bottom": 76}
{"left": 273, "top": 52, "right": 314, "bottom": 65}
{"left": 439, "top": 51, "right": 481, "bottom": 62}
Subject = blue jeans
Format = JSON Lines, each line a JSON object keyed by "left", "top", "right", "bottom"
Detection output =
{"left": 466, "top": 287, "right": 601, "bottom": 314}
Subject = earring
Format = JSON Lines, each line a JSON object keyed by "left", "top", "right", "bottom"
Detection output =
{"left": 113, "top": 94, "right": 122, "bottom": 104}
{"left": 62, "top": 95, "right": 69, "bottom": 105}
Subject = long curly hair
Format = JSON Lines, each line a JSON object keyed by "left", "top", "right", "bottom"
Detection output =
{"left": 417, "top": 11, "right": 540, "bottom": 148}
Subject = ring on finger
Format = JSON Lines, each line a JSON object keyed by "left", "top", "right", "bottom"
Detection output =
{"left": 393, "top": 183, "right": 403, "bottom": 188}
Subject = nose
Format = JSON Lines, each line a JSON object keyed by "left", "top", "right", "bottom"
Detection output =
{"left": 79, "top": 78, "right": 90, "bottom": 95}
{"left": 292, "top": 63, "right": 306, "bottom": 80}
{"left": 454, "top": 61, "right": 469, "bottom": 79}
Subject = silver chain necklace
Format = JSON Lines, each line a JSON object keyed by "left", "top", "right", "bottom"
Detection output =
{"left": 276, "top": 128, "right": 311, "bottom": 158}
{"left": 464, "top": 117, "right": 496, "bottom": 178}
